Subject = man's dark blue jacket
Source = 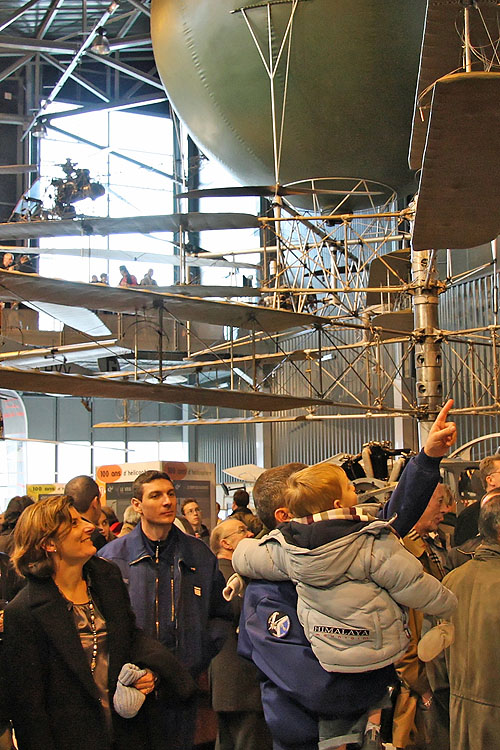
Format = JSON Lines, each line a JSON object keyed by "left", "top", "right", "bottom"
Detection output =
{"left": 99, "top": 523, "right": 232, "bottom": 676}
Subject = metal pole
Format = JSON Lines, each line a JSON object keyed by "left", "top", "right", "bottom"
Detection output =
{"left": 179, "top": 223, "right": 186, "bottom": 286}
{"left": 274, "top": 196, "right": 282, "bottom": 308}
{"left": 317, "top": 325, "right": 323, "bottom": 396}
{"left": 492, "top": 237, "right": 499, "bottom": 325}
{"left": 361, "top": 312, "right": 372, "bottom": 402}
{"left": 492, "top": 327, "right": 499, "bottom": 405}
{"left": 230, "top": 326, "right": 234, "bottom": 391}
{"left": 158, "top": 305, "right": 163, "bottom": 382}
{"left": 186, "top": 320, "right": 191, "bottom": 358}
{"left": 464, "top": 5, "right": 472, "bottom": 72}
{"left": 134, "top": 319, "right": 138, "bottom": 381}
{"left": 468, "top": 343, "right": 477, "bottom": 407}
{"left": 411, "top": 248, "right": 443, "bottom": 446}
{"left": 252, "top": 329, "right": 257, "bottom": 389}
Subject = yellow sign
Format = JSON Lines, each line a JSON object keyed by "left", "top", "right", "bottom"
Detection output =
{"left": 27, "top": 484, "right": 65, "bottom": 501}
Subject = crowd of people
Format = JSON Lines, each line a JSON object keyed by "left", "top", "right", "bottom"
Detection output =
{"left": 90, "top": 266, "right": 159, "bottom": 287}
{"left": 0, "top": 401, "right": 497, "bottom": 750}
{"left": 0, "top": 252, "right": 160, "bottom": 290}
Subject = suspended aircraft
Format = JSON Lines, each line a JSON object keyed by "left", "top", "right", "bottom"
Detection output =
{"left": 0, "top": 0, "right": 499, "bottom": 426}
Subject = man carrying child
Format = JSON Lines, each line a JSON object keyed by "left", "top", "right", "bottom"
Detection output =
{"left": 233, "top": 401, "right": 457, "bottom": 750}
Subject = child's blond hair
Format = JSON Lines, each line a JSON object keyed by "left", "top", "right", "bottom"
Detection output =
{"left": 284, "top": 463, "right": 348, "bottom": 518}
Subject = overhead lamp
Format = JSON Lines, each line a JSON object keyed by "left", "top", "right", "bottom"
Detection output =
{"left": 91, "top": 28, "right": 111, "bottom": 56}
{"left": 32, "top": 120, "right": 47, "bottom": 138}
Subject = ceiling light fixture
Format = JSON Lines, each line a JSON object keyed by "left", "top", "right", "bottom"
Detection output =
{"left": 32, "top": 120, "right": 47, "bottom": 138}
{"left": 91, "top": 28, "right": 111, "bottom": 56}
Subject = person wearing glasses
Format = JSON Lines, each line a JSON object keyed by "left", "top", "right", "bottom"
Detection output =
{"left": 209, "top": 519, "right": 272, "bottom": 750}
{"left": 454, "top": 453, "right": 500, "bottom": 546}
{"left": 181, "top": 499, "right": 210, "bottom": 544}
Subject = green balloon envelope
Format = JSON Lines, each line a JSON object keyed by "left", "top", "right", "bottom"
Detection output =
{"left": 151, "top": 0, "right": 426, "bottom": 211}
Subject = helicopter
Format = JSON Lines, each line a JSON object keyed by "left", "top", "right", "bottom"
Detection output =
{"left": 10, "top": 158, "right": 105, "bottom": 222}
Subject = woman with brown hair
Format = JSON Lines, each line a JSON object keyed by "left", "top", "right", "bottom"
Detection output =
{"left": 1, "top": 495, "right": 195, "bottom": 750}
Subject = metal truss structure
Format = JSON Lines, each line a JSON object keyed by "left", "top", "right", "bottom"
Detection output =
{"left": 0, "top": 0, "right": 499, "bottom": 436}
{"left": 88, "top": 206, "right": 500, "bottom": 429}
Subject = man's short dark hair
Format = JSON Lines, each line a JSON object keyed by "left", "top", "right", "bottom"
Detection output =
{"left": 252, "top": 462, "right": 307, "bottom": 531}
{"left": 233, "top": 489, "right": 249, "bottom": 509}
{"left": 478, "top": 493, "right": 500, "bottom": 543}
{"left": 64, "top": 475, "right": 100, "bottom": 514}
{"left": 132, "top": 470, "right": 172, "bottom": 501}
{"left": 479, "top": 454, "right": 500, "bottom": 488}
{"left": 181, "top": 498, "right": 199, "bottom": 515}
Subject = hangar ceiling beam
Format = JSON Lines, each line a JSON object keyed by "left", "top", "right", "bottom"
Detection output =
{"left": 24, "top": 1, "right": 119, "bottom": 136}
{"left": 126, "top": 64, "right": 161, "bottom": 98}
{"left": 116, "top": 9, "right": 143, "bottom": 38}
{"left": 43, "top": 94, "right": 167, "bottom": 120}
{"left": 109, "top": 35, "right": 151, "bottom": 51}
{"left": 0, "top": 0, "right": 40, "bottom": 33}
{"left": 36, "top": 0, "right": 65, "bottom": 39}
{"left": 41, "top": 53, "right": 109, "bottom": 102}
{"left": 0, "top": 54, "right": 33, "bottom": 83}
{"left": 47, "top": 122, "right": 177, "bottom": 181}
{"left": 0, "top": 35, "right": 150, "bottom": 57}
{"left": 86, "top": 50, "right": 164, "bottom": 90}
{"left": 0, "top": 36, "right": 77, "bottom": 54}
{"left": 125, "top": 0, "right": 151, "bottom": 18}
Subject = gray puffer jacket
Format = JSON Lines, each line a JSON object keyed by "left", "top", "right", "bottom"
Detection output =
{"left": 233, "top": 515, "right": 457, "bottom": 673}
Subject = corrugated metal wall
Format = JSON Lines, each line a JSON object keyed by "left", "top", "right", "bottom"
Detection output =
{"left": 439, "top": 272, "right": 500, "bottom": 458}
{"left": 193, "top": 422, "right": 256, "bottom": 484}
{"left": 271, "top": 413, "right": 395, "bottom": 466}
{"left": 269, "top": 327, "right": 396, "bottom": 464}
{"left": 192, "top": 268, "right": 500, "bottom": 468}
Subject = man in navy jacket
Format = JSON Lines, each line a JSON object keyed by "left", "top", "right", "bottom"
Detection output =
{"left": 237, "top": 401, "right": 456, "bottom": 750}
{"left": 100, "top": 470, "right": 232, "bottom": 750}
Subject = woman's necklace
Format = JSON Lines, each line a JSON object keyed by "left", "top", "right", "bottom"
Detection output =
{"left": 87, "top": 596, "right": 98, "bottom": 674}
{"left": 55, "top": 579, "right": 98, "bottom": 673}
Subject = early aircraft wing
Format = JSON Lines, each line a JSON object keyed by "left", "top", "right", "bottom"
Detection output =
{"left": 0, "top": 244, "right": 259, "bottom": 271}
{"left": 0, "top": 340, "right": 128, "bottom": 368}
{"left": 93, "top": 415, "right": 309, "bottom": 428}
{"left": 0, "top": 269, "right": 325, "bottom": 333}
{"left": 365, "top": 249, "right": 410, "bottom": 308}
{"left": 23, "top": 301, "right": 111, "bottom": 337}
{"left": 223, "top": 464, "right": 265, "bottom": 481}
{"left": 0, "top": 164, "right": 38, "bottom": 175}
{"left": 412, "top": 72, "right": 500, "bottom": 250}
{"left": 0, "top": 212, "right": 260, "bottom": 240}
{"left": 0, "top": 365, "right": 329, "bottom": 411}
{"left": 410, "top": 0, "right": 499, "bottom": 170}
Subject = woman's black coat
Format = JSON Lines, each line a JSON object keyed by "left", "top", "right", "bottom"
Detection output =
{"left": 1, "top": 556, "right": 195, "bottom": 750}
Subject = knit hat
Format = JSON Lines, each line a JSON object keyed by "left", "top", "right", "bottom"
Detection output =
{"left": 113, "top": 663, "right": 148, "bottom": 718}
{"left": 417, "top": 622, "right": 455, "bottom": 662}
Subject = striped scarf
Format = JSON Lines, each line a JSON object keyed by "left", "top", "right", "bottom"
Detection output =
{"left": 292, "top": 506, "right": 373, "bottom": 525}
{"left": 406, "top": 528, "right": 446, "bottom": 579}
